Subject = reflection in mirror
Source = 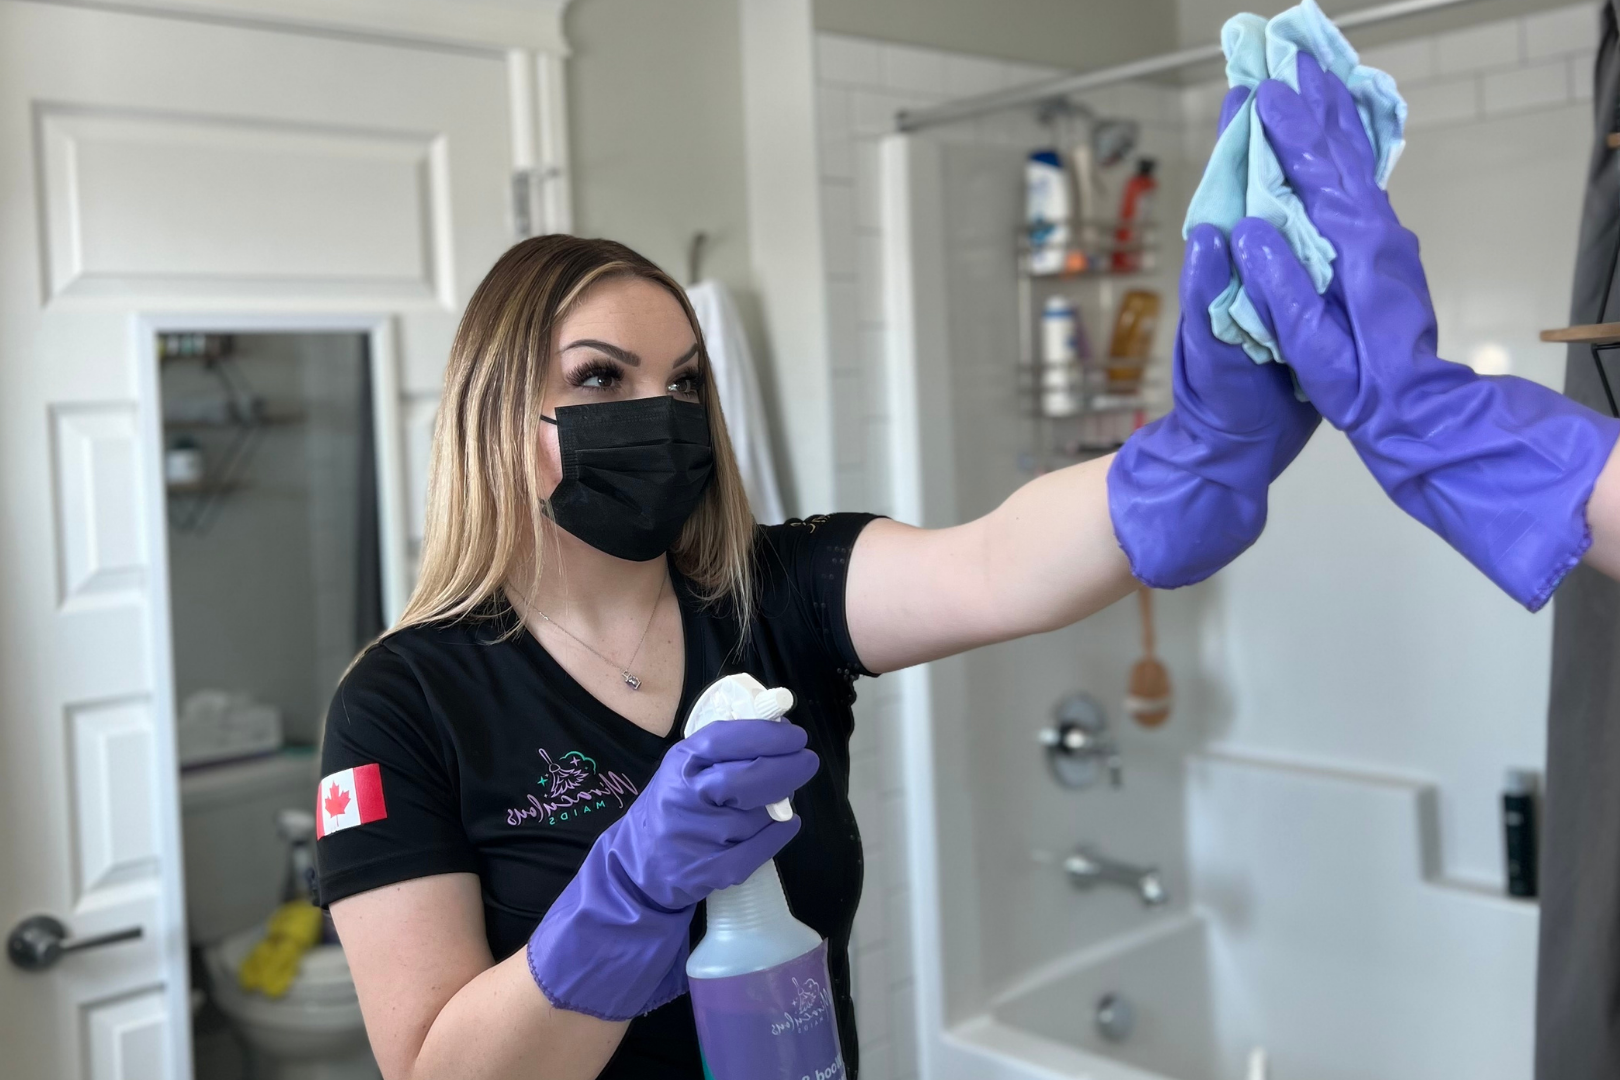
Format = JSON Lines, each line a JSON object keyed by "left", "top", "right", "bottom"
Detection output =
{"left": 162, "top": 330, "right": 384, "bottom": 1080}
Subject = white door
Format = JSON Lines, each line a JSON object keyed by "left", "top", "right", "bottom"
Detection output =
{"left": 0, "top": 3, "right": 519, "bottom": 1076}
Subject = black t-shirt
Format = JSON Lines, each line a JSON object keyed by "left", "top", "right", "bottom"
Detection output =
{"left": 316, "top": 513, "right": 879, "bottom": 1079}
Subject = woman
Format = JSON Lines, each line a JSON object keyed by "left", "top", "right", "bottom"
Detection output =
{"left": 314, "top": 218, "right": 1317, "bottom": 1080}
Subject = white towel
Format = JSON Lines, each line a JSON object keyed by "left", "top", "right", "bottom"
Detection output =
{"left": 686, "top": 280, "right": 787, "bottom": 524}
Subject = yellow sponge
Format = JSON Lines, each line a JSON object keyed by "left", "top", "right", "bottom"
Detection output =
{"left": 238, "top": 901, "right": 324, "bottom": 998}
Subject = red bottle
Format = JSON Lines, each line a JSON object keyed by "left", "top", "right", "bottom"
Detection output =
{"left": 1112, "top": 159, "right": 1158, "bottom": 274}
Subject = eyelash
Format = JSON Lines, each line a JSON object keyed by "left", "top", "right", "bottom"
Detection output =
{"left": 565, "top": 360, "right": 703, "bottom": 398}
{"left": 567, "top": 360, "right": 621, "bottom": 391}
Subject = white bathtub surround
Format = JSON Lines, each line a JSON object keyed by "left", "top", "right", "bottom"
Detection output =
{"left": 869, "top": 6, "right": 1593, "bottom": 1079}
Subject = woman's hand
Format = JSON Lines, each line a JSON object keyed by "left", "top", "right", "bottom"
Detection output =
{"left": 1106, "top": 223, "right": 1320, "bottom": 587}
{"left": 1230, "top": 52, "right": 1620, "bottom": 610}
{"left": 527, "top": 719, "right": 818, "bottom": 1021}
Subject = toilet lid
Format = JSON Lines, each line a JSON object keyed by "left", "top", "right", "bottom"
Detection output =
{"left": 212, "top": 925, "right": 357, "bottom": 1005}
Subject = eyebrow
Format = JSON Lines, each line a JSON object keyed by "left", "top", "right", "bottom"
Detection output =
{"left": 561, "top": 339, "right": 700, "bottom": 369}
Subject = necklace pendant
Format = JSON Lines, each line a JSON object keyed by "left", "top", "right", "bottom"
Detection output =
{"left": 622, "top": 671, "right": 641, "bottom": 691}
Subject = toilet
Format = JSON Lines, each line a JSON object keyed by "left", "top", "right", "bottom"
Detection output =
{"left": 181, "top": 751, "right": 379, "bottom": 1080}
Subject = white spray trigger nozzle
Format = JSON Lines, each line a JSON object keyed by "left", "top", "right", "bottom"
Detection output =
{"left": 753, "top": 687, "right": 794, "bottom": 719}
{"left": 684, "top": 674, "right": 798, "bottom": 823}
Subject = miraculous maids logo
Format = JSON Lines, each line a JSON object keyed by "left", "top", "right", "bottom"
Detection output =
{"left": 769, "top": 976, "right": 835, "bottom": 1037}
{"left": 505, "top": 747, "right": 639, "bottom": 827}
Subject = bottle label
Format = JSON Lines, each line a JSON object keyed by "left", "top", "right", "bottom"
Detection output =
{"left": 689, "top": 940, "right": 846, "bottom": 1080}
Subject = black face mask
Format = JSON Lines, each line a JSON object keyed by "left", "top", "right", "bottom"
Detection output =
{"left": 541, "top": 396, "right": 715, "bottom": 562}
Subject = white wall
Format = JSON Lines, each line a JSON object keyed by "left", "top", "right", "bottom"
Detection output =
{"left": 814, "top": 0, "right": 1178, "bottom": 72}
{"left": 846, "top": 4, "right": 1600, "bottom": 1076}
{"left": 1195, "top": 0, "right": 1598, "bottom": 890}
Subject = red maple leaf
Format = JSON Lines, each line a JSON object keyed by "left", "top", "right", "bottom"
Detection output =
{"left": 323, "top": 783, "right": 351, "bottom": 819}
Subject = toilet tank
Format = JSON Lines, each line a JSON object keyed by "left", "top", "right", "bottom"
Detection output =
{"left": 180, "top": 750, "right": 318, "bottom": 945}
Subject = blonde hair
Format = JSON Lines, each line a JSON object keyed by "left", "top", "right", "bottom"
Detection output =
{"left": 393, "top": 235, "right": 757, "bottom": 638}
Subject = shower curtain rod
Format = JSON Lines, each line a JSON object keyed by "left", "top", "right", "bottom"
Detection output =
{"left": 896, "top": 0, "right": 1488, "bottom": 132}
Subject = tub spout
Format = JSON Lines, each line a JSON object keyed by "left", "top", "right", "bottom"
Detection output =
{"left": 1063, "top": 847, "right": 1169, "bottom": 908}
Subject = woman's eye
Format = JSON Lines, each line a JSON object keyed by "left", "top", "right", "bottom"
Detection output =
{"left": 569, "top": 361, "right": 621, "bottom": 391}
{"left": 669, "top": 372, "right": 702, "bottom": 397}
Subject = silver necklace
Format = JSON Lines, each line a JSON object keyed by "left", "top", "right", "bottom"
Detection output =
{"left": 534, "top": 573, "right": 666, "bottom": 691}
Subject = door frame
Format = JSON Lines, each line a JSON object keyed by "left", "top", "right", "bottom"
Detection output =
{"left": 132, "top": 310, "right": 413, "bottom": 1073}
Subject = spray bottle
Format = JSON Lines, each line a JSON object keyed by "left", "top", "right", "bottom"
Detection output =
{"left": 683, "top": 673, "right": 847, "bottom": 1080}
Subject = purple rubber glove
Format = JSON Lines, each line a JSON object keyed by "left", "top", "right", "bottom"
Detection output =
{"left": 1231, "top": 53, "right": 1620, "bottom": 610}
{"left": 1109, "top": 86, "right": 1318, "bottom": 588}
{"left": 527, "top": 719, "right": 817, "bottom": 1021}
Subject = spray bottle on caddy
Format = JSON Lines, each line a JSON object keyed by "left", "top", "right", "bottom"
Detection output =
{"left": 683, "top": 673, "right": 847, "bottom": 1080}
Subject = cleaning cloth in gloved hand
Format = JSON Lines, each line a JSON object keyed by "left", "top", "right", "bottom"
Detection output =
{"left": 1183, "top": 0, "right": 1406, "bottom": 366}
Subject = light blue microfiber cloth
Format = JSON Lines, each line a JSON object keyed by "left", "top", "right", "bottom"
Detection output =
{"left": 1184, "top": 0, "right": 1407, "bottom": 366}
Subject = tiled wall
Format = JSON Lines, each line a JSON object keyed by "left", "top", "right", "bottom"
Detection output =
{"left": 1360, "top": 3, "right": 1597, "bottom": 129}
{"left": 813, "top": 4, "right": 1602, "bottom": 1076}
{"left": 813, "top": 34, "right": 1073, "bottom": 1080}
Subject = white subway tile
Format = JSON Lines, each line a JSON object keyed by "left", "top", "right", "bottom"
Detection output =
{"left": 1482, "top": 60, "right": 1571, "bottom": 115}
{"left": 881, "top": 794, "right": 909, "bottom": 880}
{"left": 854, "top": 950, "right": 894, "bottom": 1042}
{"left": 865, "top": 417, "right": 893, "bottom": 506}
{"left": 857, "top": 233, "right": 886, "bottom": 323}
{"left": 853, "top": 868, "right": 889, "bottom": 945}
{"left": 881, "top": 43, "right": 947, "bottom": 95}
{"left": 826, "top": 279, "right": 861, "bottom": 372}
{"left": 817, "top": 34, "right": 882, "bottom": 87}
{"left": 889, "top": 986, "right": 919, "bottom": 1078}
{"left": 848, "top": 719, "right": 880, "bottom": 759}
{"left": 817, "top": 85, "right": 852, "bottom": 144}
{"left": 864, "top": 360, "right": 890, "bottom": 421}
{"left": 1181, "top": 79, "right": 1231, "bottom": 126}
{"left": 1114, "top": 81, "right": 1178, "bottom": 126}
{"left": 884, "top": 893, "right": 912, "bottom": 974}
{"left": 1524, "top": 4, "right": 1600, "bottom": 60}
{"left": 834, "top": 379, "right": 866, "bottom": 468}
{"left": 822, "top": 181, "right": 858, "bottom": 278}
{"left": 1571, "top": 50, "right": 1598, "bottom": 101}
{"left": 834, "top": 464, "right": 866, "bottom": 511}
{"left": 852, "top": 89, "right": 909, "bottom": 136}
{"left": 1402, "top": 76, "right": 1480, "bottom": 129}
{"left": 1359, "top": 37, "right": 1435, "bottom": 84}
{"left": 860, "top": 325, "right": 888, "bottom": 378}
{"left": 1434, "top": 20, "right": 1523, "bottom": 75}
{"left": 943, "top": 53, "right": 1004, "bottom": 97}
{"left": 854, "top": 138, "right": 883, "bottom": 231}
{"left": 859, "top": 1038, "right": 894, "bottom": 1080}
{"left": 819, "top": 137, "right": 853, "bottom": 180}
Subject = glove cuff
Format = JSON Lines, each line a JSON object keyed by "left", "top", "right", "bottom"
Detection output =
{"left": 1109, "top": 413, "right": 1269, "bottom": 588}
{"left": 1350, "top": 372, "right": 1620, "bottom": 611}
{"left": 526, "top": 841, "right": 695, "bottom": 1021}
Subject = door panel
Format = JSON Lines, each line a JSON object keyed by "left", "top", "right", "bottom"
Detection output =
{"left": 0, "top": 3, "right": 516, "bottom": 1076}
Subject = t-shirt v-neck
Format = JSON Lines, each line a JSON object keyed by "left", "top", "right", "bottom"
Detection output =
{"left": 316, "top": 513, "right": 880, "bottom": 1079}
{"left": 515, "top": 560, "right": 705, "bottom": 748}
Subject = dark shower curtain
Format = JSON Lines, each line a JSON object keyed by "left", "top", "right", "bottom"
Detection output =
{"left": 354, "top": 339, "right": 384, "bottom": 647}
{"left": 1538, "top": 4, "right": 1620, "bottom": 1076}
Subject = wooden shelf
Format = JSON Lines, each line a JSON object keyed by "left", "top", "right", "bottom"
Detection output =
{"left": 1540, "top": 323, "right": 1620, "bottom": 346}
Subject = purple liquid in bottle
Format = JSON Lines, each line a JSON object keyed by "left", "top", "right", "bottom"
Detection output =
{"left": 689, "top": 941, "right": 845, "bottom": 1080}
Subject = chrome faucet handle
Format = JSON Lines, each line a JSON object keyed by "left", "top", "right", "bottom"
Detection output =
{"left": 1040, "top": 692, "right": 1123, "bottom": 790}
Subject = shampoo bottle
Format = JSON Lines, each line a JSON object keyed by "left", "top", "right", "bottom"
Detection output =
{"left": 683, "top": 673, "right": 846, "bottom": 1080}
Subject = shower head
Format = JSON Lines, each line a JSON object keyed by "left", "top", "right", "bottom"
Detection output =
{"left": 1092, "top": 118, "right": 1139, "bottom": 169}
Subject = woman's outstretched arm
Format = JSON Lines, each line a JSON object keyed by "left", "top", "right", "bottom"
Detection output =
{"left": 845, "top": 455, "right": 1134, "bottom": 674}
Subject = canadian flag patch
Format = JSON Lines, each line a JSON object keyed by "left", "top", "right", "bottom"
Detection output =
{"left": 316, "top": 763, "right": 388, "bottom": 838}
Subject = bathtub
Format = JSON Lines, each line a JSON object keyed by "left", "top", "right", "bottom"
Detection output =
{"left": 944, "top": 913, "right": 1228, "bottom": 1080}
